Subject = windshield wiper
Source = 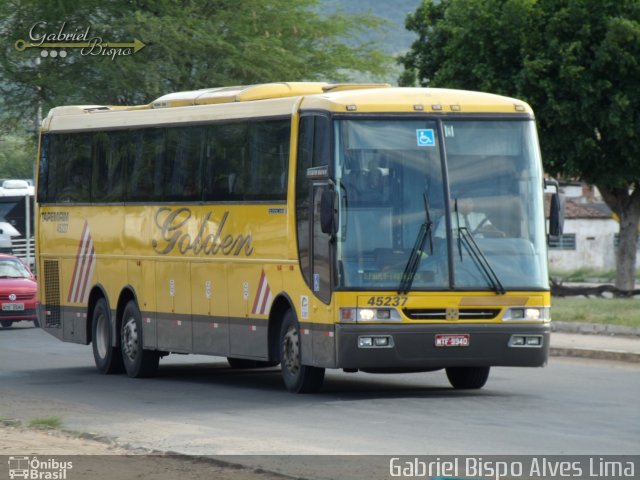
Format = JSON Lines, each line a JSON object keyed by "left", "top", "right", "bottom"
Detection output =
{"left": 458, "top": 227, "right": 505, "bottom": 295}
{"left": 399, "top": 192, "right": 433, "bottom": 295}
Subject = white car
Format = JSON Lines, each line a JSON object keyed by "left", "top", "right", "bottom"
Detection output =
{"left": 0, "top": 179, "right": 34, "bottom": 197}
{"left": 0, "top": 221, "right": 20, "bottom": 253}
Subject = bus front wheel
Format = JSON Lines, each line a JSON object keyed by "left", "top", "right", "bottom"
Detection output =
{"left": 279, "top": 310, "right": 324, "bottom": 393}
{"left": 121, "top": 300, "right": 159, "bottom": 378}
{"left": 91, "top": 298, "right": 124, "bottom": 374}
{"left": 446, "top": 366, "right": 490, "bottom": 389}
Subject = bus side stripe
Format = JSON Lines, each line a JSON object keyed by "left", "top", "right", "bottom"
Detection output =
{"left": 68, "top": 221, "right": 89, "bottom": 303}
{"left": 73, "top": 228, "right": 92, "bottom": 303}
{"left": 251, "top": 271, "right": 266, "bottom": 314}
{"left": 67, "top": 222, "right": 97, "bottom": 304}
{"left": 82, "top": 243, "right": 97, "bottom": 303}
{"left": 252, "top": 270, "right": 273, "bottom": 315}
{"left": 77, "top": 240, "right": 96, "bottom": 304}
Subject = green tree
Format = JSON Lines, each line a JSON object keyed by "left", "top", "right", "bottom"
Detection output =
{"left": 0, "top": 0, "right": 389, "bottom": 126}
{"left": 399, "top": 0, "right": 640, "bottom": 291}
{"left": 0, "top": 134, "right": 36, "bottom": 179}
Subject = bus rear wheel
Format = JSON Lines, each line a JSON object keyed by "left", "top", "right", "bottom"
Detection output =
{"left": 121, "top": 300, "right": 159, "bottom": 378}
{"left": 446, "top": 366, "right": 490, "bottom": 389}
{"left": 279, "top": 310, "right": 324, "bottom": 393}
{"left": 92, "top": 298, "right": 124, "bottom": 374}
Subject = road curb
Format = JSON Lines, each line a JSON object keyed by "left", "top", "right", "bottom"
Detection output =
{"left": 552, "top": 321, "right": 640, "bottom": 337}
{"left": 550, "top": 346, "right": 640, "bottom": 363}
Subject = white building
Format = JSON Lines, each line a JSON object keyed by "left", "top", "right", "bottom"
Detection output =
{"left": 546, "top": 183, "right": 640, "bottom": 273}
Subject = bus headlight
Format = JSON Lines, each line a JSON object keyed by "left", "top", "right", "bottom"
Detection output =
{"left": 339, "top": 307, "right": 402, "bottom": 323}
{"left": 359, "top": 308, "right": 376, "bottom": 321}
{"left": 502, "top": 307, "right": 549, "bottom": 322}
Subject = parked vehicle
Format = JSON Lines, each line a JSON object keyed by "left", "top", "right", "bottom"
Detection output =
{"left": 0, "top": 254, "right": 37, "bottom": 328}
{"left": 0, "top": 221, "right": 20, "bottom": 254}
{"left": 0, "top": 179, "right": 35, "bottom": 197}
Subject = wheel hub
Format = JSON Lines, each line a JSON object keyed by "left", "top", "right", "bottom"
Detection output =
{"left": 282, "top": 327, "right": 300, "bottom": 375}
{"left": 95, "top": 313, "right": 108, "bottom": 358}
{"left": 122, "top": 317, "right": 139, "bottom": 361}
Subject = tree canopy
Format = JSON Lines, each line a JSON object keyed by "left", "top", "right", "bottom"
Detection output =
{"left": 0, "top": 0, "right": 389, "bottom": 127}
{"left": 0, "top": 0, "right": 390, "bottom": 179}
{"left": 399, "top": 0, "right": 640, "bottom": 289}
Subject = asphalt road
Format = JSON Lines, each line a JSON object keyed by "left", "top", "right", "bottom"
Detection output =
{"left": 1, "top": 323, "right": 639, "bottom": 477}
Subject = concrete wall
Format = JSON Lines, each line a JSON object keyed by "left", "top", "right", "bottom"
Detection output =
{"left": 548, "top": 218, "right": 623, "bottom": 272}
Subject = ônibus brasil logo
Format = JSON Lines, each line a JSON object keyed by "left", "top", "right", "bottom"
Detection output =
{"left": 8, "top": 456, "right": 73, "bottom": 480}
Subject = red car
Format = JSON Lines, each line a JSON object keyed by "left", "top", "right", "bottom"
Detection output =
{"left": 0, "top": 254, "right": 38, "bottom": 328}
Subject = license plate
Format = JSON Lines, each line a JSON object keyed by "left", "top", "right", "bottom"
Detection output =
{"left": 2, "top": 303, "right": 24, "bottom": 311}
{"left": 435, "top": 334, "right": 470, "bottom": 347}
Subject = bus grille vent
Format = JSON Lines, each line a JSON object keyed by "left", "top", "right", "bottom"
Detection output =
{"left": 43, "top": 260, "right": 61, "bottom": 327}
{"left": 458, "top": 308, "right": 500, "bottom": 319}
{"left": 403, "top": 309, "right": 447, "bottom": 320}
{"left": 403, "top": 308, "right": 500, "bottom": 320}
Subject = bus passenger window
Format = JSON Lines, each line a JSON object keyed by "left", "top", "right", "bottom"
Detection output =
{"left": 164, "top": 126, "right": 204, "bottom": 202}
{"left": 57, "top": 133, "right": 91, "bottom": 203}
{"left": 127, "top": 129, "right": 165, "bottom": 202}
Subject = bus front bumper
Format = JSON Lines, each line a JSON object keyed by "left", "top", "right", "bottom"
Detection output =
{"left": 335, "top": 323, "right": 550, "bottom": 370}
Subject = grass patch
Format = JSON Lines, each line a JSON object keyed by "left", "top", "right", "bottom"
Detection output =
{"left": 551, "top": 297, "right": 640, "bottom": 328}
{"left": 29, "top": 416, "right": 63, "bottom": 430}
{"left": 0, "top": 417, "right": 21, "bottom": 426}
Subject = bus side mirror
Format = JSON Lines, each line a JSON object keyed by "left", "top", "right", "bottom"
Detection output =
{"left": 549, "top": 192, "right": 565, "bottom": 237}
{"left": 545, "top": 178, "right": 565, "bottom": 238}
{"left": 320, "top": 189, "right": 338, "bottom": 237}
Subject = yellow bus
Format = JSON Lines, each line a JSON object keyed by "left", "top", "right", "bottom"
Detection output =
{"left": 36, "top": 82, "right": 559, "bottom": 393}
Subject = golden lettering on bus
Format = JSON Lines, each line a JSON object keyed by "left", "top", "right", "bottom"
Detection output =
{"left": 152, "top": 207, "right": 254, "bottom": 257}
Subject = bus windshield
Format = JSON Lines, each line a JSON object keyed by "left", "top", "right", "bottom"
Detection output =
{"left": 333, "top": 118, "right": 549, "bottom": 291}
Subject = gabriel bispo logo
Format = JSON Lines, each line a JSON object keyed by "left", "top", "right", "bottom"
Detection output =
{"left": 14, "top": 21, "right": 145, "bottom": 60}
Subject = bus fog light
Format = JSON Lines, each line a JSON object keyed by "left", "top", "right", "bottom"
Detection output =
{"left": 374, "top": 336, "right": 389, "bottom": 346}
{"left": 526, "top": 336, "right": 542, "bottom": 346}
{"left": 509, "top": 335, "right": 543, "bottom": 347}
{"left": 358, "top": 335, "right": 394, "bottom": 348}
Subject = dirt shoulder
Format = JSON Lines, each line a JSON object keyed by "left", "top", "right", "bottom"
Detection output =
{"left": 0, "top": 425, "right": 290, "bottom": 480}
{"left": 0, "top": 424, "right": 128, "bottom": 455}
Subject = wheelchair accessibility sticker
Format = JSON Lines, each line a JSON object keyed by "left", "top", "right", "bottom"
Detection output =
{"left": 416, "top": 129, "right": 435, "bottom": 147}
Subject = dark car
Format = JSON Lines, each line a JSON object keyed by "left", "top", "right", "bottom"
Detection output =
{"left": 0, "top": 254, "right": 37, "bottom": 328}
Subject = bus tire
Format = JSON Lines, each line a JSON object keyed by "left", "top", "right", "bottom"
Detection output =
{"left": 279, "top": 310, "right": 324, "bottom": 393}
{"left": 227, "top": 357, "right": 279, "bottom": 369}
{"left": 121, "top": 300, "right": 159, "bottom": 378}
{"left": 91, "top": 298, "right": 124, "bottom": 374}
{"left": 1, "top": 320, "right": 13, "bottom": 328}
{"left": 446, "top": 366, "right": 490, "bottom": 389}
